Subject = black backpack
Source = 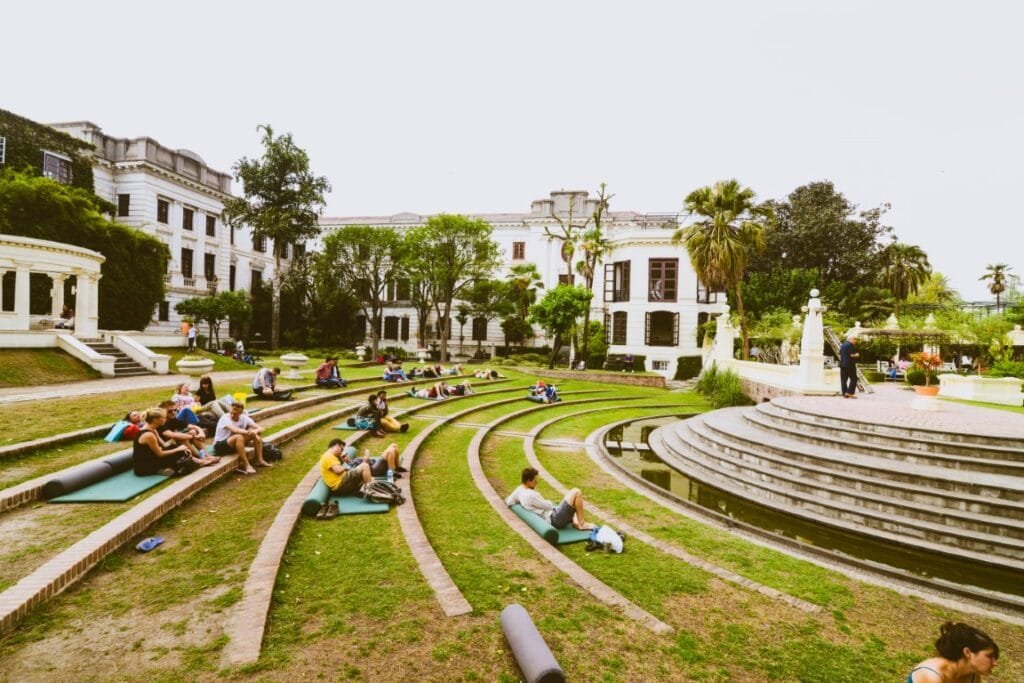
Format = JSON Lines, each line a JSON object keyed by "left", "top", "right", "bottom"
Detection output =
{"left": 197, "top": 412, "right": 219, "bottom": 438}
{"left": 262, "top": 441, "right": 283, "bottom": 462}
{"left": 359, "top": 480, "right": 405, "bottom": 505}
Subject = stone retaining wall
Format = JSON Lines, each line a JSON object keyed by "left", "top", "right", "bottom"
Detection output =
{"left": 513, "top": 367, "right": 666, "bottom": 388}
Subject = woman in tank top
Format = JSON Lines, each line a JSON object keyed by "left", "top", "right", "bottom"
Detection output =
{"left": 133, "top": 407, "right": 199, "bottom": 476}
{"left": 907, "top": 622, "right": 999, "bottom": 682}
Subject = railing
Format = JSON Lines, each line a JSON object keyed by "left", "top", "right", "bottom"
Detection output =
{"left": 182, "top": 277, "right": 195, "bottom": 288}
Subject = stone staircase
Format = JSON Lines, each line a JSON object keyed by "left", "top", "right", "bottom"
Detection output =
{"left": 77, "top": 339, "right": 153, "bottom": 377}
{"left": 648, "top": 400, "right": 1024, "bottom": 573}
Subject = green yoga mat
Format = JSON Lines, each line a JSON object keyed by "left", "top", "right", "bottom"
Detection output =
{"left": 332, "top": 424, "right": 361, "bottom": 430}
{"left": 302, "top": 478, "right": 389, "bottom": 516}
{"left": 509, "top": 504, "right": 591, "bottom": 545}
{"left": 49, "top": 470, "right": 169, "bottom": 503}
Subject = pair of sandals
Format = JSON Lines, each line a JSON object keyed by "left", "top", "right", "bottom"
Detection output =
{"left": 316, "top": 501, "right": 339, "bottom": 520}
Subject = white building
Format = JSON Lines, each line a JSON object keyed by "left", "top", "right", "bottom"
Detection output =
{"left": 320, "top": 189, "right": 726, "bottom": 379}
{"left": 48, "top": 122, "right": 286, "bottom": 336}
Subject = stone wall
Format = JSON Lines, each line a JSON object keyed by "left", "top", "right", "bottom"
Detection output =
{"left": 515, "top": 367, "right": 666, "bottom": 388}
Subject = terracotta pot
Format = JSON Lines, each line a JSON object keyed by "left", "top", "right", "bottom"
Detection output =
{"left": 914, "top": 385, "right": 940, "bottom": 396}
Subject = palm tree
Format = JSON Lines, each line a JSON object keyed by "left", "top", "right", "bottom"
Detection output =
{"left": 506, "top": 263, "right": 545, "bottom": 331}
{"left": 673, "top": 179, "right": 771, "bottom": 358}
{"left": 980, "top": 263, "right": 1014, "bottom": 312}
{"left": 574, "top": 183, "right": 612, "bottom": 363}
{"left": 879, "top": 241, "right": 932, "bottom": 314}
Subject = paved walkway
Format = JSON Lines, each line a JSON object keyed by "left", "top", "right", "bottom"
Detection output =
{"left": 777, "top": 383, "right": 1024, "bottom": 440}
{"left": 0, "top": 370, "right": 260, "bottom": 405}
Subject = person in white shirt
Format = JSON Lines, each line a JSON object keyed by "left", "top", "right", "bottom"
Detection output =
{"left": 505, "top": 467, "right": 595, "bottom": 530}
{"left": 213, "top": 401, "right": 269, "bottom": 474}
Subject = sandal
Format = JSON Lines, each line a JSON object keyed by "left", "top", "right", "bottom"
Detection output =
{"left": 324, "top": 501, "right": 339, "bottom": 519}
{"left": 257, "top": 461, "right": 274, "bottom": 468}
{"left": 235, "top": 466, "right": 256, "bottom": 475}
{"left": 316, "top": 503, "right": 330, "bottom": 520}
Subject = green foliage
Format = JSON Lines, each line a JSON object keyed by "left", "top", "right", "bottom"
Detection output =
{"left": 980, "top": 263, "right": 1015, "bottom": 311}
{"left": 279, "top": 251, "right": 361, "bottom": 348}
{"left": 674, "top": 356, "right": 703, "bottom": 380}
{"left": 604, "top": 354, "right": 647, "bottom": 372}
{"left": 529, "top": 285, "right": 593, "bottom": 368}
{"left": 695, "top": 363, "right": 754, "bottom": 408}
{"left": 223, "top": 124, "right": 330, "bottom": 348}
{"left": 464, "top": 279, "right": 514, "bottom": 348}
{"left": 879, "top": 241, "right": 932, "bottom": 313}
{"left": 0, "top": 108, "right": 95, "bottom": 192}
{"left": 0, "top": 169, "right": 167, "bottom": 330}
{"left": 404, "top": 214, "right": 502, "bottom": 360}
{"left": 904, "top": 369, "right": 935, "bottom": 386}
{"left": 989, "top": 360, "right": 1024, "bottom": 379}
{"left": 175, "top": 290, "right": 252, "bottom": 348}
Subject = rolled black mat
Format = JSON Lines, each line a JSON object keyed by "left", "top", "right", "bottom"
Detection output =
{"left": 103, "top": 451, "right": 134, "bottom": 474}
{"left": 42, "top": 461, "right": 116, "bottom": 500}
{"left": 500, "top": 603, "right": 564, "bottom": 683}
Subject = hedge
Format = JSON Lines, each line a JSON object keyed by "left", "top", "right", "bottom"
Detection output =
{"left": 674, "top": 356, "right": 703, "bottom": 380}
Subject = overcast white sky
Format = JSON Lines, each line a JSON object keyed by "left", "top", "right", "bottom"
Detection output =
{"left": 4, "top": 1, "right": 1022, "bottom": 300}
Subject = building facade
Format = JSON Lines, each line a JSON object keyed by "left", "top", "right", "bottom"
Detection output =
{"left": 48, "top": 122, "right": 284, "bottom": 335}
{"left": 320, "top": 189, "right": 726, "bottom": 379}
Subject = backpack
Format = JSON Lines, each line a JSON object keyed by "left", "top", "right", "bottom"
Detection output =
{"left": 262, "top": 441, "right": 284, "bottom": 462}
{"left": 197, "top": 412, "right": 219, "bottom": 438}
{"left": 359, "top": 480, "right": 405, "bottom": 505}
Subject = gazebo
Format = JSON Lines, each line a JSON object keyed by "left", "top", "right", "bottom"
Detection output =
{"left": 0, "top": 234, "right": 105, "bottom": 338}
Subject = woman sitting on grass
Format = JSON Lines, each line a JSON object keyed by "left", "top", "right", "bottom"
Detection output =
{"left": 355, "top": 395, "right": 386, "bottom": 437}
{"left": 374, "top": 391, "right": 409, "bottom": 433}
{"left": 908, "top": 622, "right": 999, "bottom": 682}
{"left": 194, "top": 375, "right": 225, "bottom": 416}
{"left": 132, "top": 408, "right": 213, "bottom": 477}
{"left": 171, "top": 382, "right": 200, "bottom": 425}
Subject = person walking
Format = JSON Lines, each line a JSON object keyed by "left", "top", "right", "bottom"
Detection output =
{"left": 839, "top": 334, "right": 860, "bottom": 398}
{"left": 186, "top": 322, "right": 197, "bottom": 353}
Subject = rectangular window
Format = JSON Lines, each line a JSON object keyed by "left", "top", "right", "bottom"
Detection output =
{"left": 294, "top": 242, "right": 306, "bottom": 259}
{"left": 653, "top": 360, "right": 669, "bottom": 371}
{"left": 229, "top": 224, "right": 234, "bottom": 245}
{"left": 696, "top": 279, "right": 717, "bottom": 304}
{"left": 182, "top": 207, "right": 194, "bottom": 231}
{"left": 645, "top": 311, "right": 679, "bottom": 346}
{"left": 157, "top": 198, "right": 169, "bottom": 224}
{"left": 648, "top": 258, "right": 678, "bottom": 302}
{"left": 400, "top": 317, "right": 410, "bottom": 342}
{"left": 278, "top": 241, "right": 289, "bottom": 259}
{"left": 612, "top": 311, "right": 627, "bottom": 345}
{"left": 512, "top": 242, "right": 525, "bottom": 260}
{"left": 251, "top": 270, "right": 263, "bottom": 290}
{"left": 253, "top": 235, "right": 266, "bottom": 252}
{"left": 604, "top": 261, "right": 630, "bottom": 302}
{"left": 117, "top": 194, "right": 130, "bottom": 217}
{"left": 180, "top": 248, "right": 194, "bottom": 279}
{"left": 603, "top": 313, "right": 611, "bottom": 344}
{"left": 204, "top": 253, "right": 216, "bottom": 281}
{"left": 158, "top": 301, "right": 169, "bottom": 321}
{"left": 229, "top": 265, "right": 236, "bottom": 291}
{"left": 383, "top": 316, "right": 399, "bottom": 341}
{"left": 42, "top": 151, "right": 73, "bottom": 184}
{"left": 558, "top": 273, "right": 575, "bottom": 286}
{"left": 472, "top": 317, "right": 488, "bottom": 342}
{"left": 205, "top": 215, "right": 216, "bottom": 237}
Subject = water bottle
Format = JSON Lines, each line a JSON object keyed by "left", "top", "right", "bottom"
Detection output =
{"left": 387, "top": 468, "right": 394, "bottom": 484}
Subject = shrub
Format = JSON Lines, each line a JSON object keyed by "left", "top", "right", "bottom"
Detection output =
{"left": 863, "top": 370, "right": 885, "bottom": 383}
{"left": 380, "top": 346, "right": 407, "bottom": 360}
{"left": 605, "top": 354, "right": 647, "bottom": 372}
{"left": 989, "top": 360, "right": 1024, "bottom": 379}
{"left": 695, "top": 363, "right": 753, "bottom": 408}
{"left": 586, "top": 353, "right": 606, "bottom": 370}
{"left": 904, "top": 369, "right": 937, "bottom": 386}
{"left": 674, "top": 356, "right": 703, "bottom": 380}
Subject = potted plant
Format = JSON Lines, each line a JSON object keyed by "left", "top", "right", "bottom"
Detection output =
{"left": 176, "top": 353, "right": 215, "bottom": 377}
{"left": 910, "top": 351, "right": 943, "bottom": 396}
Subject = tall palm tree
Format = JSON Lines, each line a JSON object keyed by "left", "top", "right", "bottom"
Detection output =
{"left": 980, "top": 263, "right": 1014, "bottom": 312}
{"left": 506, "top": 263, "right": 545, "bottom": 324}
{"left": 879, "top": 241, "right": 932, "bottom": 315}
{"left": 575, "top": 183, "right": 612, "bottom": 362}
{"left": 673, "top": 179, "right": 771, "bottom": 358}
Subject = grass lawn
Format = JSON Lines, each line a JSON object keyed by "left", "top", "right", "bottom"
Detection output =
{"left": 0, "top": 349, "right": 100, "bottom": 388}
{"left": 940, "top": 396, "right": 1024, "bottom": 414}
{"left": 1, "top": 378, "right": 1023, "bottom": 681}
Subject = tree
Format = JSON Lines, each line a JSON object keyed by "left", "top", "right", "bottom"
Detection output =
{"left": 0, "top": 169, "right": 167, "bottom": 330}
{"left": 455, "top": 303, "right": 471, "bottom": 353}
{"left": 981, "top": 263, "right": 1015, "bottom": 312}
{"left": 673, "top": 179, "right": 771, "bottom": 358}
{"left": 529, "top": 285, "right": 593, "bottom": 368}
{"left": 543, "top": 192, "right": 590, "bottom": 282}
{"left": 879, "top": 241, "right": 932, "bottom": 314}
{"left": 506, "top": 263, "right": 545, "bottom": 338}
{"left": 465, "top": 279, "right": 514, "bottom": 352}
{"left": 574, "top": 183, "right": 612, "bottom": 363}
{"left": 907, "top": 272, "right": 960, "bottom": 307}
{"left": 219, "top": 290, "right": 254, "bottom": 342}
{"left": 223, "top": 124, "right": 330, "bottom": 349}
{"left": 174, "top": 290, "right": 251, "bottom": 349}
{"left": 404, "top": 214, "right": 501, "bottom": 361}
{"left": 321, "top": 226, "right": 402, "bottom": 357}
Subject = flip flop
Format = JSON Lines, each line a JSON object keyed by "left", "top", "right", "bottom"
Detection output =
{"left": 235, "top": 467, "right": 255, "bottom": 475}
{"left": 136, "top": 536, "right": 164, "bottom": 553}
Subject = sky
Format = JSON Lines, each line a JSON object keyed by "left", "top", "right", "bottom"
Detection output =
{"left": 4, "top": 0, "right": 1022, "bottom": 301}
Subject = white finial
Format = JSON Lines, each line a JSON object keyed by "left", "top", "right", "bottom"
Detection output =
{"left": 809, "top": 288, "right": 820, "bottom": 298}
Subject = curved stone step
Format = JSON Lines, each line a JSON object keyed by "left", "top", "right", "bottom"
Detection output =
{"left": 702, "top": 409, "right": 1024, "bottom": 507}
{"left": 656, "top": 422, "right": 1024, "bottom": 571}
{"left": 751, "top": 403, "right": 1024, "bottom": 473}
{"left": 675, "top": 420, "right": 1024, "bottom": 542}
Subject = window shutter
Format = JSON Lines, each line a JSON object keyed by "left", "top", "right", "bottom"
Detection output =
{"left": 645, "top": 312, "right": 651, "bottom": 345}
{"left": 603, "top": 313, "right": 611, "bottom": 344}
{"left": 604, "top": 263, "right": 614, "bottom": 302}
{"left": 622, "top": 261, "right": 630, "bottom": 301}
{"left": 673, "top": 312, "right": 679, "bottom": 346}
{"left": 401, "top": 317, "right": 410, "bottom": 341}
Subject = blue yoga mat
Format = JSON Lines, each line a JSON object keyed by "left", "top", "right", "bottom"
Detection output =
{"left": 510, "top": 504, "right": 591, "bottom": 545}
{"left": 49, "top": 470, "right": 169, "bottom": 503}
{"left": 328, "top": 495, "right": 389, "bottom": 515}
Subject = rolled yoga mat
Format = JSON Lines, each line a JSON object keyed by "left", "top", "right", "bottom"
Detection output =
{"left": 103, "top": 451, "right": 135, "bottom": 474}
{"left": 42, "top": 461, "right": 116, "bottom": 500}
{"left": 509, "top": 504, "right": 592, "bottom": 545}
{"left": 500, "top": 603, "right": 565, "bottom": 683}
{"left": 49, "top": 470, "right": 169, "bottom": 503}
{"left": 302, "top": 479, "right": 332, "bottom": 517}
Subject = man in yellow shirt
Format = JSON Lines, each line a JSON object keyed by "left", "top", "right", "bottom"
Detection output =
{"left": 320, "top": 438, "right": 372, "bottom": 495}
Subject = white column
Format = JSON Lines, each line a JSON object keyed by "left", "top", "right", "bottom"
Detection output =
{"left": 13, "top": 264, "right": 31, "bottom": 330}
{"left": 87, "top": 273, "right": 102, "bottom": 335}
{"left": 796, "top": 289, "right": 826, "bottom": 389}
{"left": 51, "top": 274, "right": 67, "bottom": 317}
{"left": 712, "top": 305, "right": 735, "bottom": 363}
{"left": 0, "top": 270, "right": 5, "bottom": 312}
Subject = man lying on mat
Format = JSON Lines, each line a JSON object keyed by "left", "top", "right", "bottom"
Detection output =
{"left": 505, "top": 467, "right": 596, "bottom": 531}
{"left": 341, "top": 443, "right": 407, "bottom": 478}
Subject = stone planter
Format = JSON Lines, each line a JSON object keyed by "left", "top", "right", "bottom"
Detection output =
{"left": 914, "top": 385, "right": 940, "bottom": 397}
{"left": 911, "top": 384, "right": 940, "bottom": 411}
{"left": 355, "top": 345, "right": 367, "bottom": 361}
{"left": 279, "top": 353, "right": 308, "bottom": 380}
{"left": 176, "top": 357, "right": 215, "bottom": 377}
{"left": 416, "top": 348, "right": 427, "bottom": 363}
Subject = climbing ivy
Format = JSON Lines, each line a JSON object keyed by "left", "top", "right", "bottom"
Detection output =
{"left": 0, "top": 108, "right": 95, "bottom": 193}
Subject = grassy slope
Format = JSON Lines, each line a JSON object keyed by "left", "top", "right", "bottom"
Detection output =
{"left": 0, "top": 349, "right": 100, "bottom": 388}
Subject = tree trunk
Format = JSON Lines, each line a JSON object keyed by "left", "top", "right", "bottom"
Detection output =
{"left": 548, "top": 333, "right": 561, "bottom": 369}
{"left": 271, "top": 252, "right": 281, "bottom": 349}
{"left": 438, "top": 300, "right": 451, "bottom": 362}
{"left": 735, "top": 285, "right": 750, "bottom": 360}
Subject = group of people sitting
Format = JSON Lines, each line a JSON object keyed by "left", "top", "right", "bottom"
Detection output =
{"left": 411, "top": 379, "right": 474, "bottom": 400}
{"left": 347, "top": 391, "right": 410, "bottom": 436}
{"left": 527, "top": 380, "right": 559, "bottom": 403}
{"left": 315, "top": 357, "right": 348, "bottom": 388}
{"left": 382, "top": 361, "right": 465, "bottom": 382}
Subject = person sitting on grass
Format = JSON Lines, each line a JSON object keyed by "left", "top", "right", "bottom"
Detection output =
{"left": 413, "top": 381, "right": 449, "bottom": 400}
{"left": 171, "top": 382, "right": 201, "bottom": 425}
{"left": 132, "top": 408, "right": 214, "bottom": 477}
{"left": 907, "top": 621, "right": 999, "bottom": 682}
{"left": 355, "top": 395, "right": 386, "bottom": 437}
{"left": 158, "top": 400, "right": 214, "bottom": 460}
{"left": 505, "top": 467, "right": 596, "bottom": 531}
{"left": 214, "top": 401, "right": 270, "bottom": 475}
{"left": 383, "top": 361, "right": 409, "bottom": 382}
{"left": 252, "top": 367, "right": 292, "bottom": 400}
{"left": 320, "top": 438, "right": 373, "bottom": 497}
{"left": 341, "top": 443, "right": 406, "bottom": 477}
{"left": 195, "top": 375, "right": 226, "bottom": 417}
{"left": 374, "top": 391, "right": 409, "bottom": 433}
{"left": 315, "top": 357, "right": 347, "bottom": 388}
{"left": 473, "top": 368, "right": 501, "bottom": 379}
{"left": 528, "top": 381, "right": 558, "bottom": 403}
